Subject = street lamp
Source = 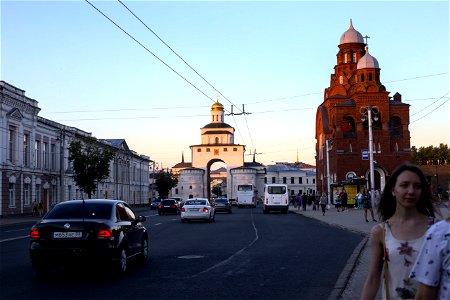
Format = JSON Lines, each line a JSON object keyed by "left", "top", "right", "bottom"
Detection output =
{"left": 361, "top": 106, "right": 379, "bottom": 207}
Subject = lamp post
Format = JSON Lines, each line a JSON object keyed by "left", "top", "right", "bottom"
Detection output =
{"left": 361, "top": 106, "right": 379, "bottom": 207}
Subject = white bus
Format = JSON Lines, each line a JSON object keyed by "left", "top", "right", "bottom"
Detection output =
{"left": 236, "top": 184, "right": 257, "bottom": 208}
{"left": 263, "top": 184, "right": 289, "bottom": 214}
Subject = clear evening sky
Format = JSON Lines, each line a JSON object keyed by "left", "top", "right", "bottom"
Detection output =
{"left": 2, "top": 0, "right": 449, "bottom": 169}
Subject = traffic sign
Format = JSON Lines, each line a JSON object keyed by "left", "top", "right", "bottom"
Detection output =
{"left": 362, "top": 149, "right": 369, "bottom": 160}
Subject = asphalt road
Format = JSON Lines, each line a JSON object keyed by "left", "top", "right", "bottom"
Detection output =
{"left": 0, "top": 207, "right": 363, "bottom": 300}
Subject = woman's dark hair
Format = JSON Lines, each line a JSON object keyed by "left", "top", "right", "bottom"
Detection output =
{"left": 378, "top": 162, "right": 436, "bottom": 221}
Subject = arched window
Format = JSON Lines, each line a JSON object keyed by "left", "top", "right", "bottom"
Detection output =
{"left": 215, "top": 137, "right": 219, "bottom": 144}
{"left": 342, "top": 116, "right": 356, "bottom": 138}
{"left": 353, "top": 53, "right": 357, "bottom": 62}
{"left": 361, "top": 73, "right": 365, "bottom": 82}
{"left": 369, "top": 73, "right": 373, "bottom": 81}
{"left": 389, "top": 116, "right": 403, "bottom": 137}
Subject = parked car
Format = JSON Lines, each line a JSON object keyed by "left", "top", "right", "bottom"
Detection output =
{"left": 158, "top": 199, "right": 180, "bottom": 215}
{"left": 150, "top": 199, "right": 161, "bottom": 210}
{"left": 180, "top": 198, "right": 215, "bottom": 223}
{"left": 214, "top": 198, "right": 232, "bottom": 214}
{"left": 29, "top": 199, "right": 148, "bottom": 277}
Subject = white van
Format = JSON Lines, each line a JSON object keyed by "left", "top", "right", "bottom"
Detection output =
{"left": 263, "top": 184, "right": 289, "bottom": 214}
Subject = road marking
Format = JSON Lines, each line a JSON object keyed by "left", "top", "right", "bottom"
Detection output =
{"left": 178, "top": 255, "right": 204, "bottom": 259}
{"left": 154, "top": 223, "right": 162, "bottom": 226}
{"left": 4, "top": 228, "right": 29, "bottom": 233}
{"left": 0, "top": 235, "right": 29, "bottom": 243}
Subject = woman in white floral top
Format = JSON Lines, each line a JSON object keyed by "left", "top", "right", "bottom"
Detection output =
{"left": 410, "top": 216, "right": 450, "bottom": 300}
{"left": 360, "top": 163, "right": 437, "bottom": 300}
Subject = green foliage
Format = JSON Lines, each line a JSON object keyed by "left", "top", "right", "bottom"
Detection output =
{"left": 155, "top": 171, "right": 178, "bottom": 199}
{"left": 68, "top": 140, "right": 116, "bottom": 198}
{"left": 411, "top": 143, "right": 450, "bottom": 165}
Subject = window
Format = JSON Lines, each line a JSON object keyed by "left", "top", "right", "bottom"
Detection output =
{"left": 51, "top": 144, "right": 56, "bottom": 170}
{"left": 353, "top": 53, "right": 357, "bottom": 62}
{"left": 43, "top": 142, "right": 49, "bottom": 169}
{"left": 35, "top": 141, "right": 41, "bottom": 168}
{"left": 197, "top": 149, "right": 201, "bottom": 152}
{"left": 24, "top": 183, "right": 31, "bottom": 206}
{"left": 369, "top": 73, "right": 373, "bottom": 81}
{"left": 344, "top": 54, "right": 348, "bottom": 63}
{"left": 339, "top": 76, "right": 343, "bottom": 84}
{"left": 68, "top": 185, "right": 72, "bottom": 200}
{"left": 223, "top": 148, "right": 228, "bottom": 152}
{"left": 342, "top": 116, "right": 356, "bottom": 138}
{"left": 206, "top": 148, "right": 210, "bottom": 152}
{"left": 233, "top": 148, "right": 237, "bottom": 151}
{"left": 282, "top": 177, "right": 287, "bottom": 184}
{"left": 361, "top": 74, "right": 365, "bottom": 82}
{"left": 8, "top": 127, "right": 16, "bottom": 162}
{"left": 9, "top": 183, "right": 15, "bottom": 207}
{"left": 23, "top": 134, "right": 30, "bottom": 166}
{"left": 389, "top": 116, "right": 403, "bottom": 137}
{"left": 189, "top": 185, "right": 192, "bottom": 189}
{"left": 291, "top": 177, "right": 294, "bottom": 184}
{"left": 306, "top": 179, "right": 309, "bottom": 184}
{"left": 264, "top": 177, "right": 267, "bottom": 184}
{"left": 313, "top": 178, "right": 315, "bottom": 184}
{"left": 271, "top": 177, "right": 276, "bottom": 184}
{"left": 215, "top": 137, "right": 219, "bottom": 144}
{"left": 299, "top": 177, "right": 303, "bottom": 184}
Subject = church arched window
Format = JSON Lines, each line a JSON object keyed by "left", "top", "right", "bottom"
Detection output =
{"left": 389, "top": 116, "right": 402, "bottom": 137}
{"left": 369, "top": 73, "right": 373, "bottom": 81}
{"left": 361, "top": 73, "right": 365, "bottom": 82}
{"left": 342, "top": 116, "right": 356, "bottom": 138}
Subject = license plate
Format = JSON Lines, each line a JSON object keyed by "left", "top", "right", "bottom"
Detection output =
{"left": 53, "top": 232, "right": 82, "bottom": 239}
{"left": 274, "top": 202, "right": 280, "bottom": 205}
{"left": 189, "top": 208, "right": 199, "bottom": 212}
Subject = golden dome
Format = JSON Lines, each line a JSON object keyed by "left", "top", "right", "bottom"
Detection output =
{"left": 211, "top": 101, "right": 224, "bottom": 111}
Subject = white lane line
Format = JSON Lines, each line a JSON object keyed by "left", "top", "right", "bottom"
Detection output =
{"left": 0, "top": 235, "right": 29, "bottom": 243}
{"left": 154, "top": 223, "right": 162, "bottom": 226}
{"left": 188, "top": 209, "right": 259, "bottom": 278}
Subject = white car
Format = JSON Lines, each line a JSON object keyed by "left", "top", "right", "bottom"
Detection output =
{"left": 180, "top": 198, "right": 215, "bottom": 223}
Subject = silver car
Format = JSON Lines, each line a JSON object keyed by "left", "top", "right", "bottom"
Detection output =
{"left": 180, "top": 198, "right": 215, "bottom": 223}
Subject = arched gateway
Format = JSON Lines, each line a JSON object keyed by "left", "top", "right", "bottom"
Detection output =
{"left": 173, "top": 100, "right": 261, "bottom": 201}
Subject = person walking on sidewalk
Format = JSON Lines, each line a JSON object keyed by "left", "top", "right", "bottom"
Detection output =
{"left": 319, "top": 192, "right": 327, "bottom": 216}
{"left": 339, "top": 188, "right": 348, "bottom": 211}
{"left": 295, "top": 192, "right": 302, "bottom": 211}
{"left": 301, "top": 193, "right": 307, "bottom": 211}
{"left": 409, "top": 214, "right": 450, "bottom": 300}
{"left": 363, "top": 190, "right": 377, "bottom": 222}
{"left": 360, "top": 163, "right": 437, "bottom": 300}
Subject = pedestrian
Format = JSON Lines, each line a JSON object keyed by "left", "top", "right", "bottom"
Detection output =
{"left": 339, "top": 188, "right": 348, "bottom": 211}
{"left": 320, "top": 192, "right": 327, "bottom": 216}
{"left": 356, "top": 190, "right": 363, "bottom": 209}
{"left": 32, "top": 200, "right": 38, "bottom": 216}
{"left": 314, "top": 194, "right": 320, "bottom": 211}
{"left": 360, "top": 162, "right": 437, "bottom": 300}
{"left": 409, "top": 214, "right": 450, "bottom": 300}
{"left": 374, "top": 189, "right": 381, "bottom": 208}
{"left": 295, "top": 192, "right": 302, "bottom": 211}
{"left": 363, "top": 190, "right": 377, "bottom": 223}
{"left": 38, "top": 201, "right": 44, "bottom": 216}
{"left": 301, "top": 193, "right": 307, "bottom": 211}
{"left": 335, "top": 191, "right": 342, "bottom": 212}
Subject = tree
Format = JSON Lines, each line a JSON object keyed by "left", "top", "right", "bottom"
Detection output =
{"left": 155, "top": 170, "right": 178, "bottom": 198}
{"left": 411, "top": 144, "right": 450, "bottom": 165}
{"left": 68, "top": 140, "right": 116, "bottom": 199}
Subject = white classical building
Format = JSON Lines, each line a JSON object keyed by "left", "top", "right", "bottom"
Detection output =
{"left": 171, "top": 100, "right": 316, "bottom": 202}
{"left": 0, "top": 81, "right": 151, "bottom": 216}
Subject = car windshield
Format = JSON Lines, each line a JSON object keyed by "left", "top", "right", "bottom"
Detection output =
{"left": 161, "top": 200, "right": 175, "bottom": 205}
{"left": 215, "top": 199, "right": 228, "bottom": 203}
{"left": 185, "top": 200, "right": 207, "bottom": 206}
{"left": 45, "top": 202, "right": 113, "bottom": 219}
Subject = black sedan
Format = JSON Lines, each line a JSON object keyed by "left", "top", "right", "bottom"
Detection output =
{"left": 29, "top": 199, "right": 148, "bottom": 277}
{"left": 158, "top": 199, "right": 180, "bottom": 215}
{"left": 213, "top": 198, "right": 232, "bottom": 213}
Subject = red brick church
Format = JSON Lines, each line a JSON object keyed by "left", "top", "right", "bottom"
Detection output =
{"left": 315, "top": 20, "right": 411, "bottom": 199}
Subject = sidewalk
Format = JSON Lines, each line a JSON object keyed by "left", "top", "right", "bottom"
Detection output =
{"left": 289, "top": 202, "right": 450, "bottom": 300}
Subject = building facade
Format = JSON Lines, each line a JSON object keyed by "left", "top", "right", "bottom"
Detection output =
{"left": 315, "top": 20, "right": 411, "bottom": 200}
{"left": 0, "top": 81, "right": 151, "bottom": 216}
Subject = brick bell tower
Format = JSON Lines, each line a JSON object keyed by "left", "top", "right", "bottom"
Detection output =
{"left": 315, "top": 20, "right": 411, "bottom": 199}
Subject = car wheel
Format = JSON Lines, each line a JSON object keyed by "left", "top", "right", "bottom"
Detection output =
{"left": 139, "top": 238, "right": 149, "bottom": 263}
{"left": 113, "top": 248, "right": 127, "bottom": 275}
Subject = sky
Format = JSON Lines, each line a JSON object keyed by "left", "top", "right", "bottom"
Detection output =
{"left": 2, "top": 0, "right": 449, "bottom": 170}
